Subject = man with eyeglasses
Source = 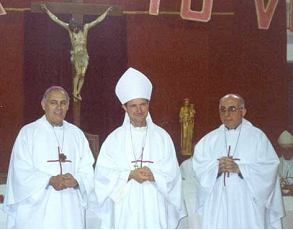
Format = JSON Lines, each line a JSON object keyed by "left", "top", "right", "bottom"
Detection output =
{"left": 192, "top": 93, "right": 284, "bottom": 228}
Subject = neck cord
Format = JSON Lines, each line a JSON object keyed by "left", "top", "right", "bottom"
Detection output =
{"left": 222, "top": 123, "right": 242, "bottom": 186}
{"left": 48, "top": 123, "right": 72, "bottom": 175}
{"left": 130, "top": 124, "right": 148, "bottom": 168}
{"left": 52, "top": 124, "right": 65, "bottom": 154}
{"left": 224, "top": 122, "right": 242, "bottom": 158}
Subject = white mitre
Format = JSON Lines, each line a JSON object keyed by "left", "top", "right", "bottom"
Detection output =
{"left": 115, "top": 67, "right": 153, "bottom": 104}
{"left": 278, "top": 130, "right": 293, "bottom": 145}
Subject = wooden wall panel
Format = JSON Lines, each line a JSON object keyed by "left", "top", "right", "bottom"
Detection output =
{"left": 0, "top": 12, "right": 25, "bottom": 172}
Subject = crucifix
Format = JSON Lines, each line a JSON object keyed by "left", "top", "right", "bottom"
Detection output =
{"left": 131, "top": 160, "right": 154, "bottom": 169}
{"left": 31, "top": 1, "right": 123, "bottom": 127}
{"left": 222, "top": 145, "right": 241, "bottom": 187}
{"left": 47, "top": 146, "right": 72, "bottom": 175}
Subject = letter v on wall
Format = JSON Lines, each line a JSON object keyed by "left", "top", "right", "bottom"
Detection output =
{"left": 180, "top": 0, "right": 214, "bottom": 22}
{"left": 255, "top": 0, "right": 279, "bottom": 29}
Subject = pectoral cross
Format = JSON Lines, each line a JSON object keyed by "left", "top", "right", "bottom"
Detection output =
{"left": 47, "top": 146, "right": 72, "bottom": 175}
{"left": 223, "top": 145, "right": 230, "bottom": 187}
{"left": 131, "top": 160, "right": 154, "bottom": 169}
{"left": 223, "top": 145, "right": 240, "bottom": 186}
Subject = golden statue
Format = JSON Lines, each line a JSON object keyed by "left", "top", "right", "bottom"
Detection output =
{"left": 41, "top": 4, "right": 112, "bottom": 102}
{"left": 187, "top": 103, "right": 196, "bottom": 154}
{"left": 179, "top": 99, "right": 196, "bottom": 155}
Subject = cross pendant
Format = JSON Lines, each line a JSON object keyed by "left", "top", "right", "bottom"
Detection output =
{"left": 223, "top": 157, "right": 240, "bottom": 186}
{"left": 47, "top": 146, "right": 72, "bottom": 174}
{"left": 131, "top": 160, "right": 154, "bottom": 169}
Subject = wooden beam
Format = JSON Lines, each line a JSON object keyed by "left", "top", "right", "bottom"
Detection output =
{"left": 31, "top": 2, "right": 124, "bottom": 16}
{"left": 30, "top": 1, "right": 120, "bottom": 128}
{"left": 71, "top": 0, "right": 85, "bottom": 22}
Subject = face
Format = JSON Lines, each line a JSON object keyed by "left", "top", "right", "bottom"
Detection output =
{"left": 219, "top": 96, "right": 246, "bottom": 129}
{"left": 69, "top": 19, "right": 81, "bottom": 33}
{"left": 122, "top": 98, "right": 149, "bottom": 127}
{"left": 41, "top": 90, "right": 69, "bottom": 126}
{"left": 279, "top": 145, "right": 293, "bottom": 160}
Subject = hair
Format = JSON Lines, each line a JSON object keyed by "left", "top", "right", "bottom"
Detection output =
{"left": 69, "top": 18, "right": 83, "bottom": 32}
{"left": 219, "top": 93, "right": 245, "bottom": 108}
{"left": 124, "top": 99, "right": 149, "bottom": 107}
{"left": 42, "top": 86, "right": 70, "bottom": 103}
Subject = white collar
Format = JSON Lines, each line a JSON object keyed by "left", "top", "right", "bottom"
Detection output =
{"left": 130, "top": 123, "right": 148, "bottom": 132}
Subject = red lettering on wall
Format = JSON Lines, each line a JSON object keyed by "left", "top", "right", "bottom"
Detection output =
{"left": 149, "top": 0, "right": 161, "bottom": 15}
{"left": 254, "top": 0, "right": 279, "bottom": 29}
{"left": 0, "top": 3, "right": 7, "bottom": 15}
{"left": 180, "top": 0, "right": 214, "bottom": 22}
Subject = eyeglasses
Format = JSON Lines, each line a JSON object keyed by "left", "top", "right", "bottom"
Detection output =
{"left": 219, "top": 106, "right": 243, "bottom": 114}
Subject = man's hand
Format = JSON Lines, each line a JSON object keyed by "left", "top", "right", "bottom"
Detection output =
{"left": 129, "top": 167, "right": 154, "bottom": 183}
{"left": 62, "top": 173, "right": 78, "bottom": 188}
{"left": 41, "top": 4, "right": 48, "bottom": 12}
{"left": 106, "top": 6, "right": 113, "bottom": 13}
{"left": 49, "top": 175, "right": 66, "bottom": 191}
{"left": 218, "top": 156, "right": 240, "bottom": 174}
{"left": 141, "top": 166, "right": 154, "bottom": 182}
{"left": 49, "top": 173, "right": 78, "bottom": 191}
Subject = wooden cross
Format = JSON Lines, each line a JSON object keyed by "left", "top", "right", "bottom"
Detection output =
{"left": 223, "top": 145, "right": 240, "bottom": 186}
{"left": 131, "top": 160, "right": 154, "bottom": 169}
{"left": 47, "top": 146, "right": 72, "bottom": 175}
{"left": 31, "top": 1, "right": 123, "bottom": 127}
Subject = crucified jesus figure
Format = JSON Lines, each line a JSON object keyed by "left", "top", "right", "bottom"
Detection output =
{"left": 41, "top": 4, "right": 112, "bottom": 101}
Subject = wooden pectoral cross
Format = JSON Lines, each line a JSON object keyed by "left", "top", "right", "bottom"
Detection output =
{"left": 223, "top": 146, "right": 240, "bottom": 186}
{"left": 31, "top": 0, "right": 123, "bottom": 128}
{"left": 47, "top": 146, "right": 72, "bottom": 175}
{"left": 131, "top": 160, "right": 154, "bottom": 169}
{"left": 31, "top": 1, "right": 123, "bottom": 21}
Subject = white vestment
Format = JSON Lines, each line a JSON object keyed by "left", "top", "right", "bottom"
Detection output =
{"left": 180, "top": 157, "right": 195, "bottom": 180}
{"left": 278, "top": 157, "right": 293, "bottom": 184}
{"left": 193, "top": 119, "right": 284, "bottom": 229}
{"left": 3, "top": 115, "right": 94, "bottom": 229}
{"left": 93, "top": 114, "right": 186, "bottom": 229}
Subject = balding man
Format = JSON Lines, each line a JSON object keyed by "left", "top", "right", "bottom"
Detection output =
{"left": 3, "top": 86, "right": 94, "bottom": 228}
{"left": 192, "top": 93, "right": 284, "bottom": 228}
{"left": 278, "top": 130, "right": 293, "bottom": 194}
